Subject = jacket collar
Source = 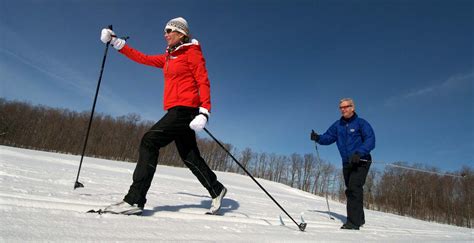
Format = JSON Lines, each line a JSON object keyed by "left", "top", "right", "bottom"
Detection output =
{"left": 340, "top": 112, "right": 358, "bottom": 124}
{"left": 167, "top": 39, "right": 199, "bottom": 54}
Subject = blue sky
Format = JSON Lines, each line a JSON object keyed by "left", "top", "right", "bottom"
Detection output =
{"left": 1, "top": 0, "right": 473, "bottom": 172}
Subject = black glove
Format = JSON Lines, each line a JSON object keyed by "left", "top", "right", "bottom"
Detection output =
{"left": 350, "top": 153, "right": 361, "bottom": 164}
{"left": 310, "top": 130, "right": 320, "bottom": 142}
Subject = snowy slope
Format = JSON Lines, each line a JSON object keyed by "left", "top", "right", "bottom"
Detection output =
{"left": 0, "top": 146, "right": 472, "bottom": 242}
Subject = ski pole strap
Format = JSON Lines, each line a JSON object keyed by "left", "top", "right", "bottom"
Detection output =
{"left": 314, "top": 141, "right": 322, "bottom": 161}
{"left": 199, "top": 112, "right": 209, "bottom": 120}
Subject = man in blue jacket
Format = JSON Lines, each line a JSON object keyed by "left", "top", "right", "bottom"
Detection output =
{"left": 311, "top": 98, "right": 375, "bottom": 230}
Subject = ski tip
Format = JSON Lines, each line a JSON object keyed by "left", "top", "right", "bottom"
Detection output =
{"left": 278, "top": 215, "right": 285, "bottom": 226}
{"left": 300, "top": 215, "right": 306, "bottom": 223}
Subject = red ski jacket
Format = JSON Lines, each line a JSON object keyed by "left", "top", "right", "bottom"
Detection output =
{"left": 119, "top": 40, "right": 211, "bottom": 111}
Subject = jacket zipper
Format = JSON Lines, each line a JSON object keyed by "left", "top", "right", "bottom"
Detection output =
{"left": 345, "top": 122, "right": 349, "bottom": 162}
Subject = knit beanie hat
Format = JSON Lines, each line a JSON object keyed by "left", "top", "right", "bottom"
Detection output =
{"left": 164, "top": 17, "right": 189, "bottom": 36}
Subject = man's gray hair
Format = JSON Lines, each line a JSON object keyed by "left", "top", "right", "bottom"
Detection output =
{"left": 339, "top": 98, "right": 355, "bottom": 107}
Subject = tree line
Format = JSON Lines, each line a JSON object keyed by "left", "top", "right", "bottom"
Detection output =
{"left": 0, "top": 98, "right": 471, "bottom": 228}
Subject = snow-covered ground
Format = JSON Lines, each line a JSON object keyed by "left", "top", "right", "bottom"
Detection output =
{"left": 0, "top": 145, "right": 472, "bottom": 242}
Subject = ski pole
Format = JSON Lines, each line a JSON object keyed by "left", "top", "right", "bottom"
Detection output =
{"left": 74, "top": 25, "right": 113, "bottom": 190}
{"left": 359, "top": 159, "right": 465, "bottom": 178}
{"left": 203, "top": 128, "right": 307, "bottom": 232}
{"left": 324, "top": 183, "right": 334, "bottom": 220}
{"left": 313, "top": 139, "right": 334, "bottom": 220}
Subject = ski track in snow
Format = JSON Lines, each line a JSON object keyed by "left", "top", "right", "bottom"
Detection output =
{"left": 1, "top": 146, "right": 472, "bottom": 242}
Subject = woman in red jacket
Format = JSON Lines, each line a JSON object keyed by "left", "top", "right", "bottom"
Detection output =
{"left": 100, "top": 17, "right": 227, "bottom": 215}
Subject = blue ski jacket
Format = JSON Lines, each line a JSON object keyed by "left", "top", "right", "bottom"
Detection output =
{"left": 317, "top": 113, "right": 375, "bottom": 165}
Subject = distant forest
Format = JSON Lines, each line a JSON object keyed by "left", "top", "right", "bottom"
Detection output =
{"left": 1, "top": 98, "right": 472, "bottom": 228}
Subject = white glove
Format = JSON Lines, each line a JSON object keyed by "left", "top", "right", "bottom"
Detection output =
{"left": 100, "top": 28, "right": 126, "bottom": 50}
{"left": 189, "top": 107, "right": 210, "bottom": 132}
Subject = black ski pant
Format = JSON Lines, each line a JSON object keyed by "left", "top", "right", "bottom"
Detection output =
{"left": 343, "top": 160, "right": 371, "bottom": 227}
{"left": 123, "top": 106, "right": 224, "bottom": 207}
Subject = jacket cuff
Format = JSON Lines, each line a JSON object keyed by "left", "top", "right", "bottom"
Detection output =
{"left": 199, "top": 107, "right": 210, "bottom": 120}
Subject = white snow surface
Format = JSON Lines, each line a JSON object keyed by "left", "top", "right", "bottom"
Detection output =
{"left": 0, "top": 146, "right": 472, "bottom": 242}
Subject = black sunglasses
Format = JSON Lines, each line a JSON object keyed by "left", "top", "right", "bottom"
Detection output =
{"left": 165, "top": 28, "right": 174, "bottom": 34}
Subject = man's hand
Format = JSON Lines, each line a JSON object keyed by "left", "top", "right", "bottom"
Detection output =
{"left": 350, "top": 153, "right": 361, "bottom": 164}
{"left": 310, "top": 130, "right": 320, "bottom": 142}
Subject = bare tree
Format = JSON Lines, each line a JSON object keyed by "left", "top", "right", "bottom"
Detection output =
{"left": 301, "top": 153, "right": 315, "bottom": 192}
{"left": 1, "top": 99, "right": 472, "bottom": 228}
{"left": 289, "top": 153, "right": 302, "bottom": 188}
{"left": 238, "top": 147, "right": 253, "bottom": 175}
